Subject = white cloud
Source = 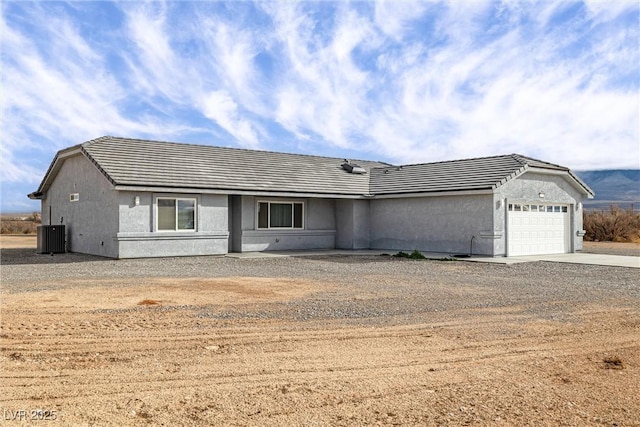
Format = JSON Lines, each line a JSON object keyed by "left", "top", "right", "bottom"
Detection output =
{"left": 1, "top": 0, "right": 638, "bottom": 211}
{"left": 268, "top": 4, "right": 377, "bottom": 148}
{"left": 356, "top": 1, "right": 639, "bottom": 169}
{"left": 201, "top": 90, "right": 260, "bottom": 147}
{"left": 208, "top": 23, "right": 257, "bottom": 100}
{"left": 120, "top": 3, "right": 270, "bottom": 144}
{"left": 373, "top": 0, "right": 431, "bottom": 40}
{"left": 448, "top": 71, "right": 638, "bottom": 168}
{"left": 583, "top": 0, "right": 638, "bottom": 23}
{"left": 0, "top": 2, "right": 207, "bottom": 191}
{"left": 0, "top": 145, "right": 41, "bottom": 184}
{"left": 435, "top": 0, "right": 493, "bottom": 44}
{"left": 262, "top": 1, "right": 638, "bottom": 169}
{"left": 122, "top": 1, "right": 192, "bottom": 102}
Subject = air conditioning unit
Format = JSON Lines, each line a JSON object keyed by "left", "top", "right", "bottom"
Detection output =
{"left": 37, "top": 225, "right": 66, "bottom": 254}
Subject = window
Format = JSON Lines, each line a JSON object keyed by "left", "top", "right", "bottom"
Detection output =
{"left": 157, "top": 198, "right": 196, "bottom": 231}
{"left": 508, "top": 203, "right": 569, "bottom": 214}
{"left": 257, "top": 201, "right": 304, "bottom": 229}
{"left": 69, "top": 193, "right": 79, "bottom": 202}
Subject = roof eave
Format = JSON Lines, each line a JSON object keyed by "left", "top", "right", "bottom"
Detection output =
{"left": 28, "top": 191, "right": 43, "bottom": 200}
{"left": 371, "top": 188, "right": 495, "bottom": 199}
{"left": 568, "top": 170, "right": 595, "bottom": 198}
{"left": 113, "top": 184, "right": 371, "bottom": 199}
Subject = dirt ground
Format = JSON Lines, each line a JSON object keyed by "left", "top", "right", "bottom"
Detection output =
{"left": 1, "top": 236, "right": 639, "bottom": 426}
{"left": 0, "top": 235, "right": 37, "bottom": 249}
{"left": 582, "top": 241, "right": 640, "bottom": 257}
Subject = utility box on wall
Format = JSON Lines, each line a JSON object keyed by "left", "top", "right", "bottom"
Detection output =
{"left": 37, "top": 225, "right": 66, "bottom": 254}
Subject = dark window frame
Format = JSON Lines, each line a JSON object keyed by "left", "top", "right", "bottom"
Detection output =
{"left": 257, "top": 201, "right": 304, "bottom": 230}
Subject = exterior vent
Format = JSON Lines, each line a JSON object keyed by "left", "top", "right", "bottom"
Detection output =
{"left": 341, "top": 162, "right": 366, "bottom": 174}
{"left": 37, "top": 225, "right": 66, "bottom": 254}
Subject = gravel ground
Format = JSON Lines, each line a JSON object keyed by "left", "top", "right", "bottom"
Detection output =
{"left": 582, "top": 241, "right": 640, "bottom": 257}
{"left": 2, "top": 246, "right": 639, "bottom": 426}
{"left": 2, "top": 249, "right": 638, "bottom": 323}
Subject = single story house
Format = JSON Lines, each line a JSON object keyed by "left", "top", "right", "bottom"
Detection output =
{"left": 29, "top": 136, "right": 594, "bottom": 258}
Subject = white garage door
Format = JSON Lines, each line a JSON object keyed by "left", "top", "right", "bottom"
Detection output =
{"left": 508, "top": 203, "right": 571, "bottom": 256}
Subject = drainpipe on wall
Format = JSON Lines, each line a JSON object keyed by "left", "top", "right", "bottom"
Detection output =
{"left": 470, "top": 235, "right": 476, "bottom": 257}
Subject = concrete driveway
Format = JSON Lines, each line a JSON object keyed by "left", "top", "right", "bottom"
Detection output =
{"left": 469, "top": 252, "right": 640, "bottom": 268}
{"left": 229, "top": 249, "right": 640, "bottom": 268}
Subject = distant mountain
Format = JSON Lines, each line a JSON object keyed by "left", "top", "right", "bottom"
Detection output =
{"left": 575, "top": 170, "right": 640, "bottom": 209}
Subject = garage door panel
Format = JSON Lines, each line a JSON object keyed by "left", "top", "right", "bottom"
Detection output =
{"left": 508, "top": 203, "right": 570, "bottom": 256}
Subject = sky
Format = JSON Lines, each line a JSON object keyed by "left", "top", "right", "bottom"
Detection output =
{"left": 1, "top": 1, "right": 639, "bottom": 213}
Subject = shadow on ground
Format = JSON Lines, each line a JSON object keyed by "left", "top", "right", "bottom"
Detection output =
{"left": 0, "top": 248, "right": 111, "bottom": 266}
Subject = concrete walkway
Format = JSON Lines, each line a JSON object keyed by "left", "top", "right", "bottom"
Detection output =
{"left": 499, "top": 253, "right": 640, "bottom": 268}
{"left": 226, "top": 249, "right": 640, "bottom": 268}
{"left": 226, "top": 249, "right": 392, "bottom": 259}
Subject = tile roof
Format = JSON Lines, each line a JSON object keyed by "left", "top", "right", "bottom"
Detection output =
{"left": 369, "top": 153, "right": 577, "bottom": 195}
{"left": 30, "top": 136, "right": 593, "bottom": 199}
{"left": 81, "top": 136, "right": 388, "bottom": 196}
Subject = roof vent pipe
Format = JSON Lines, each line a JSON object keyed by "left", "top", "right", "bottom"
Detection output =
{"left": 341, "top": 163, "right": 366, "bottom": 174}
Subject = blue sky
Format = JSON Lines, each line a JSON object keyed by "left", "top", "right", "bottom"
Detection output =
{"left": 1, "top": 1, "right": 638, "bottom": 212}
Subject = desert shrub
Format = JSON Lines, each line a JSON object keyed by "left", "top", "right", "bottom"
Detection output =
{"left": 393, "top": 249, "right": 426, "bottom": 260}
{"left": 28, "top": 212, "right": 42, "bottom": 223}
{"left": 0, "top": 212, "right": 41, "bottom": 235}
{"left": 583, "top": 206, "right": 640, "bottom": 242}
{"left": 392, "top": 251, "right": 409, "bottom": 258}
{"left": 409, "top": 249, "right": 426, "bottom": 259}
{"left": 0, "top": 219, "right": 39, "bottom": 235}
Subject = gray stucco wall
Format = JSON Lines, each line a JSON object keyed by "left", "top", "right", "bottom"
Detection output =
{"left": 41, "top": 154, "right": 119, "bottom": 257}
{"left": 116, "top": 192, "right": 229, "bottom": 258}
{"left": 369, "top": 194, "right": 495, "bottom": 255}
{"left": 495, "top": 171, "right": 588, "bottom": 254}
{"left": 234, "top": 196, "right": 336, "bottom": 252}
{"left": 335, "top": 199, "right": 370, "bottom": 249}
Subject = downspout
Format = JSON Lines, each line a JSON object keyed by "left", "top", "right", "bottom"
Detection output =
{"left": 470, "top": 235, "right": 476, "bottom": 257}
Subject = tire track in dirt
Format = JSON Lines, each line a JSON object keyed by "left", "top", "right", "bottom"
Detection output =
{"left": 2, "top": 276, "right": 639, "bottom": 426}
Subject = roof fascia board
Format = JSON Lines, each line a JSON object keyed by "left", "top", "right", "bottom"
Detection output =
{"left": 568, "top": 171, "right": 595, "bottom": 198}
{"left": 113, "top": 185, "right": 368, "bottom": 199}
{"left": 526, "top": 167, "right": 570, "bottom": 176}
{"left": 371, "top": 189, "right": 494, "bottom": 199}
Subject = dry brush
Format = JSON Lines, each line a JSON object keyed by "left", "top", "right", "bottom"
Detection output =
{"left": 583, "top": 206, "right": 640, "bottom": 243}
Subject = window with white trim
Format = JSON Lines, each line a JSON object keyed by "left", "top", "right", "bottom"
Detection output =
{"left": 257, "top": 201, "right": 304, "bottom": 229}
{"left": 508, "top": 203, "right": 569, "bottom": 213}
{"left": 157, "top": 197, "right": 196, "bottom": 231}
